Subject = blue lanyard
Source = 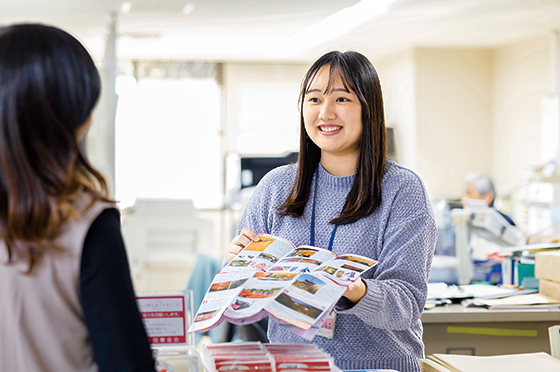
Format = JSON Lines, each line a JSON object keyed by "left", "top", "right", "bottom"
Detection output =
{"left": 309, "top": 169, "right": 347, "bottom": 251}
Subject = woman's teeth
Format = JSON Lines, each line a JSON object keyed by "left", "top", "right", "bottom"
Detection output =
{"left": 320, "top": 126, "right": 342, "bottom": 132}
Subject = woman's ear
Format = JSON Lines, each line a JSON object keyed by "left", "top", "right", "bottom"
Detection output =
{"left": 76, "top": 115, "right": 92, "bottom": 141}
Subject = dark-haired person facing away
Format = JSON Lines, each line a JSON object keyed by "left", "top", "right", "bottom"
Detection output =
{"left": 226, "top": 51, "right": 437, "bottom": 372}
{"left": 0, "top": 24, "right": 155, "bottom": 372}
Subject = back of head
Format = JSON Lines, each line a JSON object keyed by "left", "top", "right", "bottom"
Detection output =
{"left": 0, "top": 24, "right": 100, "bottom": 154}
{"left": 0, "top": 24, "right": 107, "bottom": 268}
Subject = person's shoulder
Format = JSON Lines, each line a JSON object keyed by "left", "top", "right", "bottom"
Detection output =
{"left": 380, "top": 160, "right": 435, "bottom": 225}
{"left": 383, "top": 159, "right": 426, "bottom": 189}
{"left": 495, "top": 207, "right": 516, "bottom": 226}
{"left": 247, "top": 163, "right": 297, "bottom": 202}
{"left": 258, "top": 163, "right": 297, "bottom": 186}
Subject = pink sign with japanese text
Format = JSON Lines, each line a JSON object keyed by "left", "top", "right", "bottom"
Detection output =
{"left": 137, "top": 295, "right": 188, "bottom": 345}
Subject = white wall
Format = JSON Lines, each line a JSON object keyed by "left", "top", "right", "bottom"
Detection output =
{"left": 492, "top": 35, "right": 549, "bottom": 193}
{"left": 223, "top": 63, "right": 308, "bottom": 156}
{"left": 373, "top": 49, "right": 416, "bottom": 170}
{"left": 374, "top": 48, "right": 494, "bottom": 199}
{"left": 415, "top": 48, "right": 494, "bottom": 199}
{"left": 374, "top": 37, "right": 554, "bottom": 201}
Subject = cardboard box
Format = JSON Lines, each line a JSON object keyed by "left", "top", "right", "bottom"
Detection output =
{"left": 539, "top": 278, "right": 560, "bottom": 301}
{"left": 535, "top": 251, "right": 560, "bottom": 282}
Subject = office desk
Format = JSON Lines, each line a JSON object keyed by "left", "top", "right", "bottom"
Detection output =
{"left": 421, "top": 304, "right": 560, "bottom": 355}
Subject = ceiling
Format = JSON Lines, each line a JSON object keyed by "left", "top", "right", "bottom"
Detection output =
{"left": 1, "top": 0, "right": 560, "bottom": 63}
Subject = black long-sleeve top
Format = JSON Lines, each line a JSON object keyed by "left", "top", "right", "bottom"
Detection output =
{"left": 80, "top": 208, "right": 156, "bottom": 372}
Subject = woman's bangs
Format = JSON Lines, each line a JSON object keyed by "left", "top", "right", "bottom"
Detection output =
{"left": 325, "top": 64, "right": 356, "bottom": 95}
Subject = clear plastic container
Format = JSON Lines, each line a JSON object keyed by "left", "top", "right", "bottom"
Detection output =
{"left": 153, "top": 346, "right": 203, "bottom": 372}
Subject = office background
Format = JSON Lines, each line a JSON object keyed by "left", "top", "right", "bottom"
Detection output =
{"left": 2, "top": 0, "right": 560, "bottom": 292}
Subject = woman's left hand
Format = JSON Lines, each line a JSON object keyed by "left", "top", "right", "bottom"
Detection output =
{"left": 342, "top": 277, "right": 367, "bottom": 304}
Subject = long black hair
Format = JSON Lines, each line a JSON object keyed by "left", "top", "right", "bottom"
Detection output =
{"left": 0, "top": 23, "right": 111, "bottom": 269}
{"left": 278, "top": 51, "right": 386, "bottom": 225}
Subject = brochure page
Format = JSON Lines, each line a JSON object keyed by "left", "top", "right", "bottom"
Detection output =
{"left": 224, "top": 271, "right": 298, "bottom": 321}
{"left": 269, "top": 246, "right": 338, "bottom": 273}
{"left": 271, "top": 304, "right": 335, "bottom": 340}
{"left": 264, "top": 272, "right": 346, "bottom": 330}
{"left": 313, "top": 254, "right": 378, "bottom": 286}
{"left": 223, "top": 234, "right": 296, "bottom": 273}
{"left": 189, "top": 270, "right": 256, "bottom": 332}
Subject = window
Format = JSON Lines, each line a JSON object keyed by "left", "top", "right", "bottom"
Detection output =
{"left": 115, "top": 61, "right": 222, "bottom": 209}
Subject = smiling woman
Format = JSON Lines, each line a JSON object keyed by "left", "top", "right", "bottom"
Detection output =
{"left": 226, "top": 50, "right": 437, "bottom": 372}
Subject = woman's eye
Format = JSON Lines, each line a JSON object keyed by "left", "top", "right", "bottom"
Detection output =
{"left": 309, "top": 97, "right": 320, "bottom": 103}
{"left": 336, "top": 97, "right": 349, "bottom": 102}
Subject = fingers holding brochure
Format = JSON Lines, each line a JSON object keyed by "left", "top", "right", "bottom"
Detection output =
{"left": 342, "top": 277, "right": 367, "bottom": 304}
{"left": 226, "top": 228, "right": 259, "bottom": 263}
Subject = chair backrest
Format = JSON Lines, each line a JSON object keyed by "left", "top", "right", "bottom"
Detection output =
{"left": 121, "top": 198, "right": 215, "bottom": 292}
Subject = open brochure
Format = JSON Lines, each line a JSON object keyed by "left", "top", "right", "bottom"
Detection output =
{"left": 188, "top": 233, "right": 378, "bottom": 340}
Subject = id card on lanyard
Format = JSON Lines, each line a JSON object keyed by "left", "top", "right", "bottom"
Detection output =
{"left": 310, "top": 169, "right": 348, "bottom": 338}
{"left": 316, "top": 309, "right": 336, "bottom": 338}
{"left": 309, "top": 169, "right": 347, "bottom": 251}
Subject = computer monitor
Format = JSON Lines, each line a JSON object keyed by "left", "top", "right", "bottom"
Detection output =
{"left": 240, "top": 152, "right": 298, "bottom": 189}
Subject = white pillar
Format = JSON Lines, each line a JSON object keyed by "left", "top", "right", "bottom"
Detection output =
{"left": 88, "top": 12, "right": 118, "bottom": 197}
{"left": 540, "top": 30, "right": 560, "bottom": 162}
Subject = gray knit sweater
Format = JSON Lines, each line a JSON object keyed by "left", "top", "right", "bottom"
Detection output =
{"left": 236, "top": 160, "right": 437, "bottom": 372}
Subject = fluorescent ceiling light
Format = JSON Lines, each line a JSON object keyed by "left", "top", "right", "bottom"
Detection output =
{"left": 183, "top": 3, "right": 196, "bottom": 16}
{"left": 267, "top": 0, "right": 399, "bottom": 58}
{"left": 120, "top": 1, "right": 132, "bottom": 14}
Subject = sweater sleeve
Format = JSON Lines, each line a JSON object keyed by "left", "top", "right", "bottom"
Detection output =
{"left": 80, "top": 208, "right": 156, "bottom": 372}
{"left": 335, "top": 179, "right": 437, "bottom": 330}
{"left": 236, "top": 173, "right": 277, "bottom": 236}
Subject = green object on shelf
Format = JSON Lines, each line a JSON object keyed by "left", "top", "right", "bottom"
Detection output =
{"left": 515, "top": 261, "right": 538, "bottom": 289}
{"left": 521, "top": 277, "right": 540, "bottom": 289}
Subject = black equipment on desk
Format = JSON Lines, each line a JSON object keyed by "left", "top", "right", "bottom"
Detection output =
{"left": 240, "top": 152, "right": 298, "bottom": 189}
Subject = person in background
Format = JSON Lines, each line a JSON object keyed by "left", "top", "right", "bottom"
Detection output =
{"left": 0, "top": 24, "right": 156, "bottom": 372}
{"left": 226, "top": 51, "right": 437, "bottom": 372}
{"left": 461, "top": 172, "right": 515, "bottom": 225}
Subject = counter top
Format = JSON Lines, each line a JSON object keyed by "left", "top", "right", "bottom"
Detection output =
{"left": 421, "top": 304, "right": 560, "bottom": 323}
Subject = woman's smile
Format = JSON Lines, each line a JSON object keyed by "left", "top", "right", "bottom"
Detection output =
{"left": 318, "top": 124, "right": 342, "bottom": 134}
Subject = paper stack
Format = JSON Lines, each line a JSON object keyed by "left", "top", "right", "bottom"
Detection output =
{"left": 202, "top": 341, "right": 340, "bottom": 372}
{"left": 421, "top": 352, "right": 560, "bottom": 372}
{"left": 536, "top": 251, "right": 560, "bottom": 300}
{"left": 462, "top": 292, "right": 560, "bottom": 310}
{"left": 550, "top": 325, "right": 560, "bottom": 358}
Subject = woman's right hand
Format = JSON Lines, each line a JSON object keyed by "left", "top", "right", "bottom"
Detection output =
{"left": 225, "top": 228, "right": 259, "bottom": 263}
